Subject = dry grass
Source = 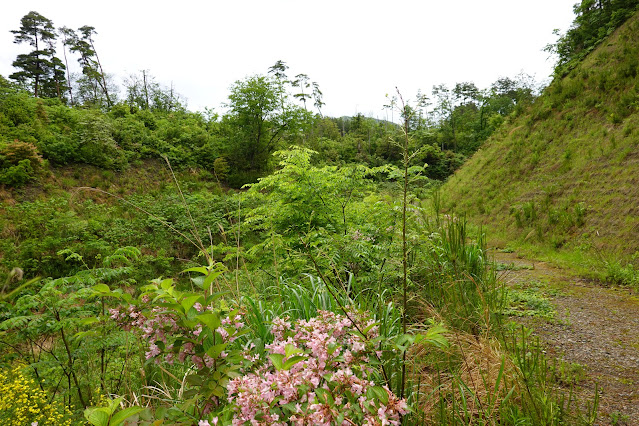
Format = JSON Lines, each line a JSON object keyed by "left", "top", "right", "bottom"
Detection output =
{"left": 410, "top": 330, "right": 521, "bottom": 424}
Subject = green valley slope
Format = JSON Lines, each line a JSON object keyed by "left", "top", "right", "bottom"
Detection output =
{"left": 443, "top": 12, "right": 639, "bottom": 265}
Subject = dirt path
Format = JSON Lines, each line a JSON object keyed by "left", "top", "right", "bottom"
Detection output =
{"left": 492, "top": 250, "right": 639, "bottom": 425}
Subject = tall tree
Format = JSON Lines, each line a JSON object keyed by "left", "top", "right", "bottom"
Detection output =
{"left": 292, "top": 73, "right": 311, "bottom": 110}
{"left": 312, "top": 81, "right": 324, "bottom": 116}
{"left": 223, "top": 74, "right": 311, "bottom": 173}
{"left": 59, "top": 26, "right": 76, "bottom": 104}
{"left": 432, "top": 84, "right": 456, "bottom": 150}
{"left": 67, "top": 25, "right": 113, "bottom": 107}
{"left": 10, "top": 11, "right": 64, "bottom": 99}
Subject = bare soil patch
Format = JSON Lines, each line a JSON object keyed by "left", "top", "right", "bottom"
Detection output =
{"left": 493, "top": 250, "right": 639, "bottom": 425}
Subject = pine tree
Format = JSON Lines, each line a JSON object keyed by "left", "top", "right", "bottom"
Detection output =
{"left": 10, "top": 11, "right": 66, "bottom": 99}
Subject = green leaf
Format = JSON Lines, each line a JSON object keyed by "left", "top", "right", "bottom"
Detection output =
{"left": 85, "top": 407, "right": 110, "bottom": 426}
{"left": 182, "top": 266, "right": 209, "bottom": 275}
{"left": 269, "top": 353, "right": 285, "bottom": 370}
{"left": 419, "top": 324, "right": 449, "bottom": 348}
{"left": 185, "top": 374, "right": 204, "bottom": 386}
{"left": 206, "top": 343, "right": 228, "bottom": 359}
{"left": 92, "top": 283, "right": 111, "bottom": 293}
{"left": 75, "top": 330, "right": 99, "bottom": 340}
{"left": 80, "top": 317, "right": 100, "bottom": 326}
{"left": 283, "top": 355, "right": 306, "bottom": 370}
{"left": 198, "top": 312, "right": 221, "bottom": 331}
{"left": 284, "top": 343, "right": 302, "bottom": 357}
{"left": 363, "top": 321, "right": 379, "bottom": 334}
{"left": 367, "top": 385, "right": 389, "bottom": 405}
{"left": 110, "top": 406, "right": 146, "bottom": 426}
{"left": 315, "top": 387, "right": 331, "bottom": 403}
{"left": 180, "top": 294, "right": 202, "bottom": 313}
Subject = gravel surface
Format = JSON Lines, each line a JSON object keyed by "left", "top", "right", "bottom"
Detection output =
{"left": 493, "top": 251, "right": 639, "bottom": 425}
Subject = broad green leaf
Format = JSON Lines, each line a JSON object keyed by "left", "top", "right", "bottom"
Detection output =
{"left": 269, "top": 353, "right": 285, "bottom": 370}
{"left": 198, "top": 312, "right": 221, "bottom": 330}
{"left": 92, "top": 283, "right": 111, "bottom": 293}
{"left": 110, "top": 406, "right": 146, "bottom": 426}
{"left": 283, "top": 355, "right": 306, "bottom": 370}
{"left": 85, "top": 408, "right": 110, "bottom": 426}
{"left": 185, "top": 374, "right": 204, "bottom": 386}
{"left": 206, "top": 343, "right": 228, "bottom": 359}
{"left": 284, "top": 343, "right": 302, "bottom": 357}
{"left": 80, "top": 317, "right": 100, "bottom": 326}
{"left": 180, "top": 294, "right": 202, "bottom": 313}
{"left": 419, "top": 324, "right": 449, "bottom": 348}
{"left": 182, "top": 266, "right": 208, "bottom": 275}
{"left": 367, "top": 385, "right": 389, "bottom": 405}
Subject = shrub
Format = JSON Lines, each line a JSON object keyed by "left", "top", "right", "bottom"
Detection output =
{"left": 0, "top": 364, "right": 73, "bottom": 426}
{"left": 0, "top": 159, "right": 36, "bottom": 186}
{"left": 0, "top": 140, "right": 44, "bottom": 186}
{"left": 1, "top": 140, "right": 43, "bottom": 169}
{"left": 226, "top": 310, "right": 408, "bottom": 425}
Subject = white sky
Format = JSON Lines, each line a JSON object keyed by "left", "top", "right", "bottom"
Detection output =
{"left": 0, "top": 1, "right": 577, "bottom": 119}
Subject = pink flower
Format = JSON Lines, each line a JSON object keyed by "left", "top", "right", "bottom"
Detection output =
{"left": 145, "top": 344, "right": 160, "bottom": 359}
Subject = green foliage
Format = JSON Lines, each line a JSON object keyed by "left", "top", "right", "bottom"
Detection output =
{"left": 10, "top": 11, "right": 68, "bottom": 101}
{"left": 548, "top": 0, "right": 639, "bottom": 76}
{"left": 0, "top": 159, "right": 37, "bottom": 186}
{"left": 0, "top": 247, "right": 142, "bottom": 411}
{"left": 84, "top": 396, "right": 145, "bottom": 426}
{"left": 604, "top": 259, "right": 638, "bottom": 286}
{"left": 213, "top": 156, "right": 229, "bottom": 182}
{"left": 221, "top": 73, "right": 313, "bottom": 183}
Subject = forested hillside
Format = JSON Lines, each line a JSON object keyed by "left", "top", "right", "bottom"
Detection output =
{"left": 444, "top": 8, "right": 639, "bottom": 279}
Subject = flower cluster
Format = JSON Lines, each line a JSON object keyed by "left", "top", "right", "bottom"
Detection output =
{"left": 110, "top": 302, "right": 244, "bottom": 369}
{"left": 0, "top": 364, "right": 72, "bottom": 426}
{"left": 227, "top": 310, "right": 407, "bottom": 425}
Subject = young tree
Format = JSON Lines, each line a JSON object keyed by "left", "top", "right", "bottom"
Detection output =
{"left": 292, "top": 73, "right": 311, "bottom": 110}
{"left": 312, "top": 81, "right": 324, "bottom": 116}
{"left": 124, "top": 70, "right": 183, "bottom": 112}
{"left": 222, "top": 74, "right": 311, "bottom": 173}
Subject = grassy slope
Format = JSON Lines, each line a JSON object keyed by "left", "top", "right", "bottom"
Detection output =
{"left": 443, "top": 12, "right": 639, "bottom": 269}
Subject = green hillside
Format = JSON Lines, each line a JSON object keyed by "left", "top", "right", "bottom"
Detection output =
{"left": 443, "top": 12, "right": 639, "bottom": 268}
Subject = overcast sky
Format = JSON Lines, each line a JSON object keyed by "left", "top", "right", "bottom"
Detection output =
{"left": 1, "top": 1, "right": 577, "bottom": 119}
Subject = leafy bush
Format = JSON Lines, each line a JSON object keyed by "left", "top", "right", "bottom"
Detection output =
{"left": 0, "top": 158, "right": 37, "bottom": 186}
{"left": 0, "top": 140, "right": 44, "bottom": 186}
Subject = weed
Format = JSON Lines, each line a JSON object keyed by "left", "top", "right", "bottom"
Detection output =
{"left": 503, "top": 288, "right": 555, "bottom": 319}
{"left": 604, "top": 260, "right": 638, "bottom": 286}
{"left": 610, "top": 411, "right": 631, "bottom": 425}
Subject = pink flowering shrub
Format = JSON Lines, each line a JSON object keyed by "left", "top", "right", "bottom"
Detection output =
{"left": 226, "top": 310, "right": 408, "bottom": 425}
{"left": 110, "top": 276, "right": 251, "bottom": 419}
